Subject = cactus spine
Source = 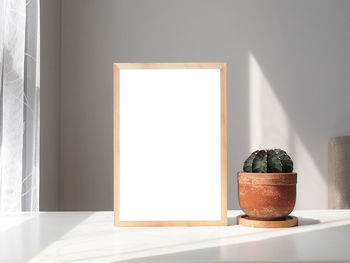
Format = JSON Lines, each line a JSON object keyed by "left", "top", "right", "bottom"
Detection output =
{"left": 243, "top": 149, "right": 293, "bottom": 173}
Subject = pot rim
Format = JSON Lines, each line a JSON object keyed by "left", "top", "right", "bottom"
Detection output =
{"left": 237, "top": 171, "right": 297, "bottom": 175}
{"left": 237, "top": 171, "right": 297, "bottom": 186}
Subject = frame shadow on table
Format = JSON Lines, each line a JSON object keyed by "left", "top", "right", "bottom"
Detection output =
{"left": 0, "top": 212, "right": 94, "bottom": 262}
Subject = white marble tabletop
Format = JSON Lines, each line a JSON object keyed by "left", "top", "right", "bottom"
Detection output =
{"left": 1, "top": 210, "right": 350, "bottom": 262}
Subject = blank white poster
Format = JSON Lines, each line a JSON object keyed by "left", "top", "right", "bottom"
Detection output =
{"left": 119, "top": 69, "right": 221, "bottom": 221}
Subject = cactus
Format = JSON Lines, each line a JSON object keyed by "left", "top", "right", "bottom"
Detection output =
{"left": 243, "top": 149, "right": 293, "bottom": 173}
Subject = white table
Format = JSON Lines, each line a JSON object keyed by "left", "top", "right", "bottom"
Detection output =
{"left": 1, "top": 210, "right": 350, "bottom": 262}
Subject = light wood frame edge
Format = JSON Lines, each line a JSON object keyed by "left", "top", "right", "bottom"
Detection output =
{"left": 113, "top": 63, "right": 227, "bottom": 227}
{"left": 113, "top": 64, "right": 120, "bottom": 226}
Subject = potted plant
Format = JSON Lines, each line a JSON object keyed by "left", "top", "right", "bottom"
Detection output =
{"left": 237, "top": 149, "right": 297, "bottom": 221}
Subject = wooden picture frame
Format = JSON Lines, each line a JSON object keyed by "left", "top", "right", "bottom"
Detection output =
{"left": 114, "top": 63, "right": 227, "bottom": 226}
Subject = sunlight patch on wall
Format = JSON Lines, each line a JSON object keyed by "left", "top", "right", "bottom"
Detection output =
{"left": 248, "top": 53, "right": 327, "bottom": 208}
{"left": 249, "top": 53, "right": 290, "bottom": 151}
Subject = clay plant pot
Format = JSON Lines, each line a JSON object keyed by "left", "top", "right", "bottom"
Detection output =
{"left": 237, "top": 172, "right": 297, "bottom": 220}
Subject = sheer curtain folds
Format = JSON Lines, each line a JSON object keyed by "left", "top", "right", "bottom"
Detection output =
{"left": 0, "top": 0, "right": 40, "bottom": 212}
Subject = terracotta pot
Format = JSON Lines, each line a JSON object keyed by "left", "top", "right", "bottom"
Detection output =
{"left": 237, "top": 172, "right": 297, "bottom": 220}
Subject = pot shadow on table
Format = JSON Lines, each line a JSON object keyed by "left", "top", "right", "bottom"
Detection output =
{"left": 298, "top": 217, "right": 321, "bottom": 226}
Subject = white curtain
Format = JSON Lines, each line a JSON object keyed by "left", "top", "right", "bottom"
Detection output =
{"left": 0, "top": 0, "right": 40, "bottom": 212}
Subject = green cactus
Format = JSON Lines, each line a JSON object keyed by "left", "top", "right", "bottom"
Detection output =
{"left": 243, "top": 149, "right": 293, "bottom": 173}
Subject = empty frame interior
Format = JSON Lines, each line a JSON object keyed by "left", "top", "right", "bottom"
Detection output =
{"left": 114, "top": 63, "right": 227, "bottom": 226}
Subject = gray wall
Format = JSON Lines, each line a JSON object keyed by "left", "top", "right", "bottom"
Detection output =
{"left": 59, "top": 0, "right": 350, "bottom": 210}
{"left": 40, "top": 0, "right": 61, "bottom": 210}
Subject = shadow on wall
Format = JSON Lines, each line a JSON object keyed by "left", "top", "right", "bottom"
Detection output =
{"left": 242, "top": 1, "right": 350, "bottom": 209}
{"left": 217, "top": 1, "right": 350, "bottom": 210}
{"left": 58, "top": 0, "right": 350, "bottom": 211}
